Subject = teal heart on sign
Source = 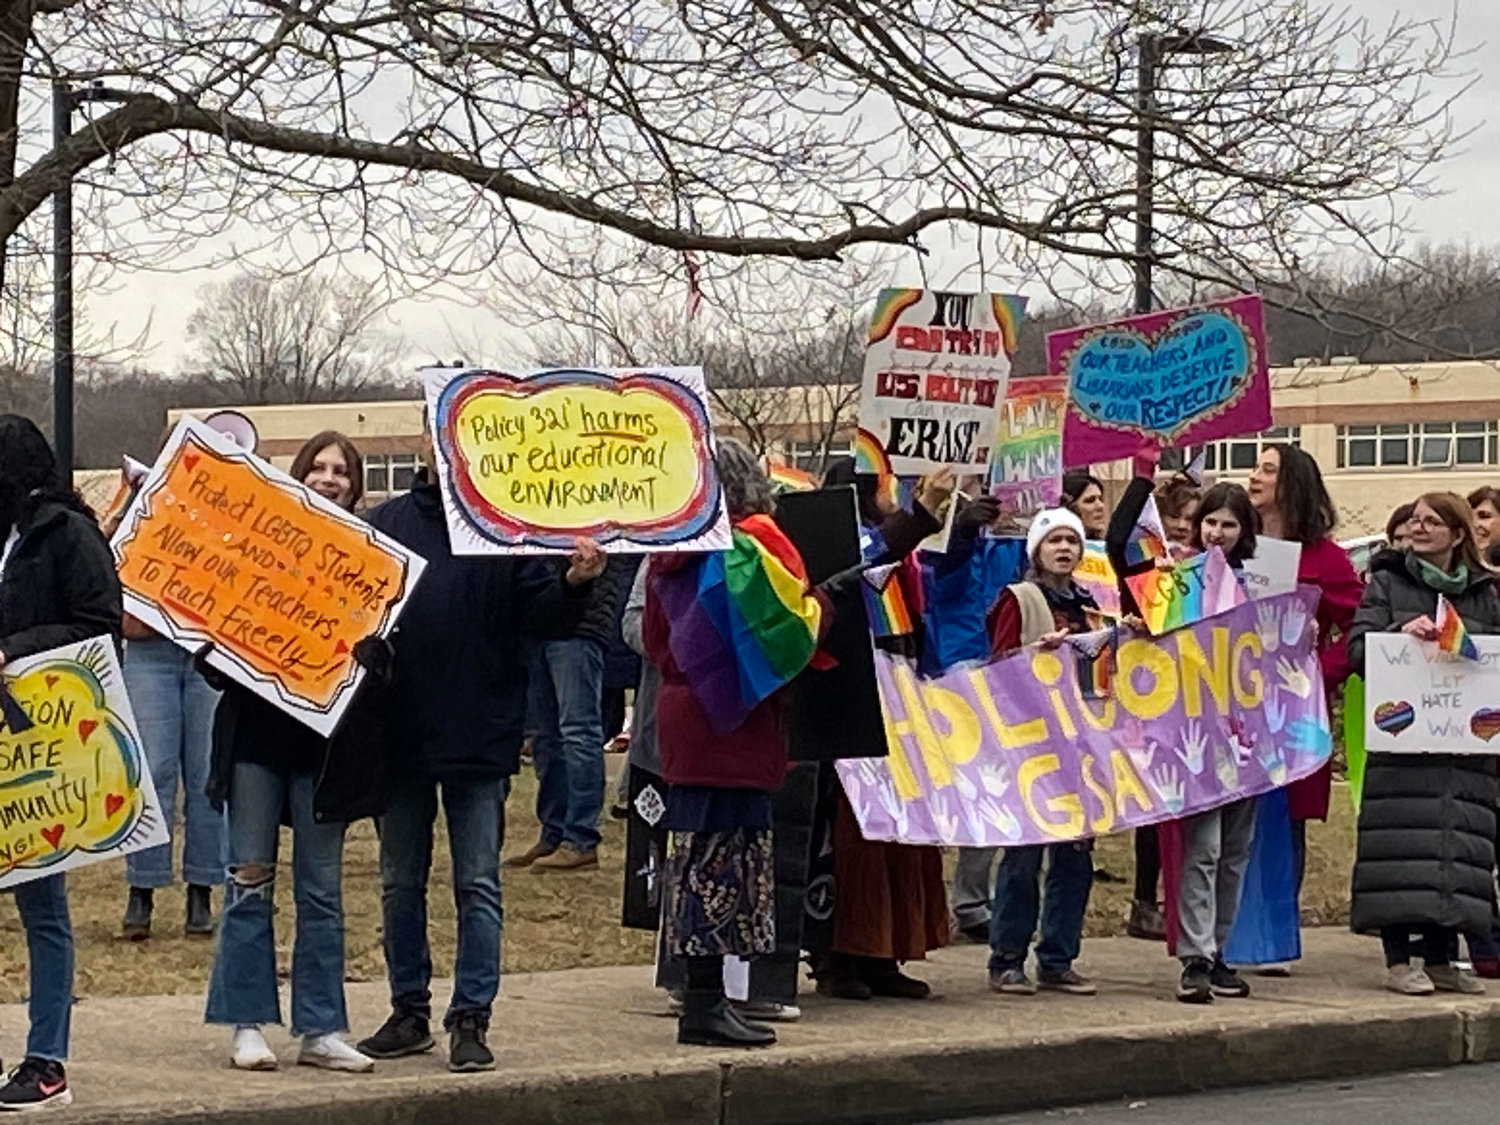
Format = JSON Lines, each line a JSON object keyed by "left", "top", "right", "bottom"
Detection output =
{"left": 1067, "top": 311, "right": 1252, "bottom": 440}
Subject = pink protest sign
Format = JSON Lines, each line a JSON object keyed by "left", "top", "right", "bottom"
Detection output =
{"left": 1051, "top": 294, "right": 1270, "bottom": 467}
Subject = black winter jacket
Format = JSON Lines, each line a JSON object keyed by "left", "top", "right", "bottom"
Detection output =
{"left": 365, "top": 482, "right": 591, "bottom": 780}
{"left": 1347, "top": 550, "right": 1500, "bottom": 934}
{"left": 0, "top": 499, "right": 121, "bottom": 660}
{"left": 530, "top": 553, "right": 630, "bottom": 650}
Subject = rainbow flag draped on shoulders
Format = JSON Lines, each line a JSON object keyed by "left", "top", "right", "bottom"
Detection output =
{"left": 655, "top": 513, "right": 828, "bottom": 733}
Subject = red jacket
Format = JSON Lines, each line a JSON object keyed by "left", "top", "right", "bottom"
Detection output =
{"left": 1286, "top": 535, "right": 1363, "bottom": 822}
{"left": 643, "top": 552, "right": 819, "bottom": 793}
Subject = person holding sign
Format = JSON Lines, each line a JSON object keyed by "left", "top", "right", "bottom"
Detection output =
{"left": 983, "top": 507, "right": 1100, "bottom": 997}
{"left": 0, "top": 416, "right": 123, "bottom": 1111}
{"left": 1348, "top": 492, "right": 1500, "bottom": 996}
{"left": 203, "top": 433, "right": 389, "bottom": 1074}
{"left": 356, "top": 420, "right": 604, "bottom": 1073}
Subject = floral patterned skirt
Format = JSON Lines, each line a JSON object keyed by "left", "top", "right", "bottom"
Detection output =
{"left": 663, "top": 828, "right": 776, "bottom": 959}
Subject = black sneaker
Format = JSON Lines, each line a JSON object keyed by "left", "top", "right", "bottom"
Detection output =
{"left": 1177, "top": 958, "right": 1213, "bottom": 1004}
{"left": 356, "top": 1010, "right": 434, "bottom": 1059}
{"left": 1210, "top": 958, "right": 1251, "bottom": 998}
{"left": 448, "top": 1014, "right": 494, "bottom": 1073}
{"left": 0, "top": 1057, "right": 71, "bottom": 1111}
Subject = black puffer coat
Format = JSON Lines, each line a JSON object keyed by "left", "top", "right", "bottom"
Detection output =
{"left": 1347, "top": 550, "right": 1500, "bottom": 934}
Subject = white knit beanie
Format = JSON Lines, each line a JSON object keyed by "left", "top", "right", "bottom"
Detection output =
{"left": 1026, "top": 507, "right": 1086, "bottom": 563}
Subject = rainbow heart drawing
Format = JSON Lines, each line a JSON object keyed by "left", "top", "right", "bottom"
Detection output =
{"left": 1373, "top": 700, "right": 1415, "bottom": 736}
{"left": 1470, "top": 708, "right": 1500, "bottom": 743}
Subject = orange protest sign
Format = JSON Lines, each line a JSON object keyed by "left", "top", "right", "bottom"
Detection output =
{"left": 111, "top": 419, "right": 426, "bottom": 735}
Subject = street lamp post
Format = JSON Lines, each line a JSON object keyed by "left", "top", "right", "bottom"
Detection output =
{"left": 1133, "top": 32, "right": 1234, "bottom": 317}
{"left": 52, "top": 79, "right": 130, "bottom": 479}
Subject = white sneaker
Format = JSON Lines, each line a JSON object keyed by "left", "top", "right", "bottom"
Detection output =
{"left": 1426, "top": 963, "right": 1486, "bottom": 995}
{"left": 231, "top": 1026, "right": 279, "bottom": 1071}
{"left": 298, "top": 1034, "right": 375, "bottom": 1073}
{"left": 730, "top": 999, "right": 802, "bottom": 1022}
{"left": 1386, "top": 963, "right": 1436, "bottom": 995}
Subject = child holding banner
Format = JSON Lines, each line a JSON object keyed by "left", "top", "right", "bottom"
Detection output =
{"left": 0, "top": 415, "right": 123, "bottom": 1110}
{"left": 983, "top": 507, "right": 1100, "bottom": 996}
{"left": 1348, "top": 492, "right": 1500, "bottom": 996}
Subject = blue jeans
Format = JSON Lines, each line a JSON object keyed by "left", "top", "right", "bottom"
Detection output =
{"left": 989, "top": 842, "right": 1094, "bottom": 977}
{"left": 14, "top": 875, "right": 71, "bottom": 1061}
{"left": 123, "top": 637, "right": 225, "bottom": 887}
{"left": 527, "top": 638, "right": 606, "bottom": 852}
{"left": 378, "top": 778, "right": 503, "bottom": 1027}
{"left": 205, "top": 762, "right": 349, "bottom": 1036}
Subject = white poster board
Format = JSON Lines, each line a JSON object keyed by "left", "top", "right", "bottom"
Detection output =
{"left": 1242, "top": 536, "right": 1302, "bottom": 600}
{"left": 858, "top": 288, "right": 1024, "bottom": 475}
{"left": 1364, "top": 632, "right": 1500, "bottom": 753}
{"left": 0, "top": 638, "right": 170, "bottom": 889}
{"left": 423, "top": 366, "right": 731, "bottom": 556}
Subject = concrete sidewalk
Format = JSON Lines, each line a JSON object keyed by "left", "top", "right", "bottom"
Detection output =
{"left": 12, "top": 928, "right": 1499, "bottom": 1125}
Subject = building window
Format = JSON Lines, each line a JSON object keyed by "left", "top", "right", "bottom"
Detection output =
{"left": 1161, "top": 427, "right": 1299, "bottom": 473}
{"left": 783, "top": 440, "right": 851, "bottom": 473}
{"left": 1336, "top": 422, "right": 1499, "bottom": 469}
{"left": 364, "top": 453, "right": 419, "bottom": 495}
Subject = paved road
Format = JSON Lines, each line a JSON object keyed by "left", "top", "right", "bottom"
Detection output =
{"left": 933, "top": 1065, "right": 1500, "bottom": 1125}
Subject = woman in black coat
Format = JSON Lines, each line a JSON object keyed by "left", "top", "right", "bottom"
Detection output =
{"left": 1348, "top": 490, "right": 1500, "bottom": 997}
{"left": 0, "top": 415, "right": 122, "bottom": 1110}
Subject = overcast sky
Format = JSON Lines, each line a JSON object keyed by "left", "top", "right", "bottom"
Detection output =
{"left": 80, "top": 0, "right": 1500, "bottom": 376}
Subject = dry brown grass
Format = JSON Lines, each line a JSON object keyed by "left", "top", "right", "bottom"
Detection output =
{"left": 0, "top": 765, "right": 1357, "bottom": 1003}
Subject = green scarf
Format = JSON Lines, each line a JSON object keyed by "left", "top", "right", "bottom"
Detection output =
{"left": 1406, "top": 550, "right": 1469, "bottom": 596}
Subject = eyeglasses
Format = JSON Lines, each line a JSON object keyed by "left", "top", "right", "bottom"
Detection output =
{"left": 1411, "top": 516, "right": 1452, "bottom": 531}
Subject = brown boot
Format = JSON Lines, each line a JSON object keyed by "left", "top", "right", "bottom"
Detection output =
{"left": 532, "top": 845, "right": 599, "bottom": 872}
{"left": 503, "top": 840, "right": 558, "bottom": 869}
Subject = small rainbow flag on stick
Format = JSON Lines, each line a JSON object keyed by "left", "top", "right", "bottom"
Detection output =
{"left": 1435, "top": 594, "right": 1479, "bottom": 660}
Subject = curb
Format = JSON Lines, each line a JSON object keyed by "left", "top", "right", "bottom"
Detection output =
{"left": 53, "top": 1002, "right": 1500, "bottom": 1125}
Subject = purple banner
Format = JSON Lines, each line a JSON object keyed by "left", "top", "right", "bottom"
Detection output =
{"left": 838, "top": 590, "right": 1329, "bottom": 846}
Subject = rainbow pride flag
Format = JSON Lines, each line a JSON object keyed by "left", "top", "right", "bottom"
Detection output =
{"left": 1124, "top": 548, "right": 1246, "bottom": 635}
{"left": 766, "top": 461, "right": 818, "bottom": 494}
{"left": 654, "top": 514, "right": 826, "bottom": 732}
{"left": 1123, "top": 494, "right": 1169, "bottom": 566}
{"left": 1436, "top": 593, "right": 1479, "bottom": 660}
{"left": 860, "top": 563, "right": 915, "bottom": 638}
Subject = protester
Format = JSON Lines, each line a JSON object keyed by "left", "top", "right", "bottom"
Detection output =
{"left": 1348, "top": 492, "right": 1500, "bottom": 996}
{"left": 983, "top": 508, "right": 1098, "bottom": 996}
{"left": 1466, "top": 487, "right": 1500, "bottom": 567}
{"left": 1247, "top": 442, "right": 1363, "bottom": 964}
{"left": 507, "top": 555, "right": 629, "bottom": 873}
{"left": 1155, "top": 476, "right": 1201, "bottom": 548}
{"left": 1386, "top": 502, "right": 1417, "bottom": 553}
{"left": 203, "top": 432, "right": 388, "bottom": 1074}
{"left": 810, "top": 458, "right": 955, "bottom": 1001}
{"left": 1061, "top": 470, "right": 1108, "bottom": 539}
{"left": 0, "top": 415, "right": 122, "bottom": 1109}
{"left": 645, "top": 441, "right": 827, "bottom": 1047}
{"left": 357, "top": 422, "right": 604, "bottom": 1072}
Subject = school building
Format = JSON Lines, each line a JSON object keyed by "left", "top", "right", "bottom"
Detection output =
{"left": 143, "top": 360, "right": 1500, "bottom": 537}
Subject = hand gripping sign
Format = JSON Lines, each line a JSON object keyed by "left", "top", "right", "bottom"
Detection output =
{"left": 424, "top": 366, "right": 730, "bottom": 555}
{"left": 111, "top": 418, "right": 426, "bottom": 736}
{"left": 0, "top": 638, "right": 169, "bottom": 890}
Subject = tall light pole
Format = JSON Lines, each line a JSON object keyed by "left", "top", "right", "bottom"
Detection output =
{"left": 1134, "top": 32, "right": 1234, "bottom": 316}
{"left": 52, "top": 79, "right": 130, "bottom": 479}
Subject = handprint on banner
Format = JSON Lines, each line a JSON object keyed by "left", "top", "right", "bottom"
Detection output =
{"left": 954, "top": 770, "right": 978, "bottom": 802}
{"left": 1214, "top": 741, "right": 1240, "bottom": 790}
{"left": 979, "top": 762, "right": 1012, "bottom": 798}
{"left": 978, "top": 796, "right": 1023, "bottom": 841}
{"left": 1276, "top": 657, "right": 1313, "bottom": 699}
{"left": 1175, "top": 720, "right": 1207, "bottom": 775}
{"left": 875, "top": 777, "right": 910, "bottom": 837}
{"left": 1264, "top": 688, "right": 1287, "bottom": 734}
{"left": 1258, "top": 743, "right": 1288, "bottom": 787}
{"left": 1150, "top": 764, "right": 1186, "bottom": 814}
{"left": 929, "top": 790, "right": 960, "bottom": 841}
{"left": 1285, "top": 716, "right": 1333, "bottom": 761}
{"left": 1121, "top": 716, "right": 1160, "bottom": 775}
{"left": 1281, "top": 599, "right": 1311, "bottom": 649}
{"left": 1256, "top": 602, "right": 1281, "bottom": 653}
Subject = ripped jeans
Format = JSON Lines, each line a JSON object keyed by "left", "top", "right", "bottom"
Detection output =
{"left": 205, "top": 761, "right": 348, "bottom": 1036}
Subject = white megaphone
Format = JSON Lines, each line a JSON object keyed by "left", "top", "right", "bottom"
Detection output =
{"left": 201, "top": 410, "right": 259, "bottom": 454}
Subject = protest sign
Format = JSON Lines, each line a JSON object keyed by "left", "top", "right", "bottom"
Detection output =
{"left": 1076, "top": 542, "right": 1121, "bottom": 619}
{"left": 989, "top": 376, "right": 1065, "bottom": 518}
{"left": 1241, "top": 536, "right": 1302, "bottom": 601}
{"left": 112, "top": 418, "right": 426, "bottom": 737}
{"left": 837, "top": 590, "right": 1329, "bottom": 847}
{"left": 859, "top": 288, "right": 1027, "bottom": 475}
{"left": 1124, "top": 548, "right": 1246, "bottom": 634}
{"left": 0, "top": 637, "right": 169, "bottom": 890}
{"left": 1052, "top": 295, "right": 1270, "bottom": 466}
{"left": 425, "top": 366, "right": 729, "bottom": 555}
{"left": 1364, "top": 632, "right": 1500, "bottom": 753}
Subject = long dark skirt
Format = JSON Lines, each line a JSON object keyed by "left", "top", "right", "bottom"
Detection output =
{"left": 664, "top": 827, "right": 775, "bottom": 959}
